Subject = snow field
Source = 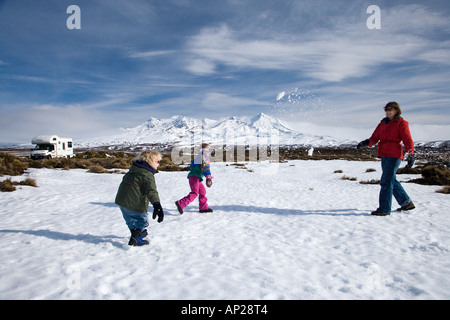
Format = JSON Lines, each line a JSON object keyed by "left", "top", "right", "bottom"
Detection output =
{"left": 0, "top": 160, "right": 449, "bottom": 299}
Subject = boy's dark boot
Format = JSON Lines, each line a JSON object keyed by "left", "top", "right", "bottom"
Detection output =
{"left": 128, "top": 228, "right": 149, "bottom": 246}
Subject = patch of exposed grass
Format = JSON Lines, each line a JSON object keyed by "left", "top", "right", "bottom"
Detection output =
{"left": 408, "top": 165, "right": 450, "bottom": 186}
{"left": 0, "top": 153, "right": 28, "bottom": 176}
{"left": 0, "top": 177, "right": 38, "bottom": 192}
{"left": 359, "top": 179, "right": 380, "bottom": 185}
{"left": 436, "top": 186, "right": 450, "bottom": 194}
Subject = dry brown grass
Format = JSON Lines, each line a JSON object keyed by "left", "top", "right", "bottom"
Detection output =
{"left": 0, "top": 152, "right": 29, "bottom": 176}
{"left": 359, "top": 179, "right": 380, "bottom": 185}
{"left": 0, "top": 177, "right": 38, "bottom": 192}
{"left": 436, "top": 186, "right": 450, "bottom": 194}
{"left": 341, "top": 175, "right": 357, "bottom": 181}
{"left": 408, "top": 165, "right": 450, "bottom": 186}
{"left": 1, "top": 147, "right": 449, "bottom": 194}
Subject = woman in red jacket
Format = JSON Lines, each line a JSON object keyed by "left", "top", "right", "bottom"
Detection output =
{"left": 358, "top": 102, "right": 415, "bottom": 216}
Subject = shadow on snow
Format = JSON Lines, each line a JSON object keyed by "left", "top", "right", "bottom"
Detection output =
{"left": 0, "top": 229, "right": 125, "bottom": 249}
{"left": 213, "top": 205, "right": 369, "bottom": 216}
{"left": 89, "top": 201, "right": 369, "bottom": 217}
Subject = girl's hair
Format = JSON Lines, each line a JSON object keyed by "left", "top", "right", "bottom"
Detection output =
{"left": 384, "top": 101, "right": 402, "bottom": 116}
{"left": 201, "top": 143, "right": 211, "bottom": 149}
{"left": 139, "top": 150, "right": 161, "bottom": 163}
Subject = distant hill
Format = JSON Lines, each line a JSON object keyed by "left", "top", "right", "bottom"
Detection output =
{"left": 76, "top": 113, "right": 355, "bottom": 148}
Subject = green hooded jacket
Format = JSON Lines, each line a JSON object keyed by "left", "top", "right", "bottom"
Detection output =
{"left": 115, "top": 161, "right": 160, "bottom": 214}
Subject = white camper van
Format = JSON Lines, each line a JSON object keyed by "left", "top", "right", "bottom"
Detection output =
{"left": 30, "top": 135, "right": 74, "bottom": 160}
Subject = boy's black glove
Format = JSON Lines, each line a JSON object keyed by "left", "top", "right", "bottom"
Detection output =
{"left": 357, "top": 139, "right": 369, "bottom": 149}
{"left": 152, "top": 202, "right": 164, "bottom": 223}
{"left": 405, "top": 154, "right": 415, "bottom": 169}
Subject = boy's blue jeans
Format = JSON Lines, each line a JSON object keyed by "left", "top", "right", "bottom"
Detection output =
{"left": 119, "top": 206, "right": 148, "bottom": 231}
{"left": 378, "top": 157, "right": 411, "bottom": 213}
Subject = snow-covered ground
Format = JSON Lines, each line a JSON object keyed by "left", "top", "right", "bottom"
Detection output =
{"left": 1, "top": 160, "right": 449, "bottom": 300}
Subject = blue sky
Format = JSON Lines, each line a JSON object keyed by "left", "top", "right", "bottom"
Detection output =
{"left": 0, "top": 0, "right": 449, "bottom": 143}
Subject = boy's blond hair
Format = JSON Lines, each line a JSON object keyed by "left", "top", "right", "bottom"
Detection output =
{"left": 139, "top": 150, "right": 161, "bottom": 163}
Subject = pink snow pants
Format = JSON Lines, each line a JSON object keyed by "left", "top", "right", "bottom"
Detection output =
{"left": 177, "top": 176, "right": 209, "bottom": 211}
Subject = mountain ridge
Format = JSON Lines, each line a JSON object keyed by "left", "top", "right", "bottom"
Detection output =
{"left": 77, "top": 113, "right": 355, "bottom": 148}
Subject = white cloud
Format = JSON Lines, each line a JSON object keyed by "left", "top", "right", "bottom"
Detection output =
{"left": 185, "top": 59, "right": 216, "bottom": 76}
{"left": 0, "top": 104, "right": 118, "bottom": 143}
{"left": 1, "top": 1, "right": 448, "bottom": 143}
{"left": 286, "top": 120, "right": 450, "bottom": 142}
{"left": 185, "top": 25, "right": 412, "bottom": 81}
{"left": 201, "top": 92, "right": 267, "bottom": 110}
{"left": 129, "top": 50, "right": 175, "bottom": 58}
{"left": 184, "top": 4, "right": 450, "bottom": 82}
{"left": 409, "top": 124, "right": 450, "bottom": 142}
{"left": 417, "top": 47, "right": 450, "bottom": 65}
{"left": 380, "top": 4, "right": 450, "bottom": 35}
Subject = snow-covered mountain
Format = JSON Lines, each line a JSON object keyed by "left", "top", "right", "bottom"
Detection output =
{"left": 77, "top": 113, "right": 354, "bottom": 148}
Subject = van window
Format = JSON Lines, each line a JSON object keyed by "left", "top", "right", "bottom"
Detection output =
{"left": 35, "top": 144, "right": 54, "bottom": 151}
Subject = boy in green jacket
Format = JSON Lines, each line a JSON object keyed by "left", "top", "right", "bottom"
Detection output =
{"left": 115, "top": 150, "right": 164, "bottom": 246}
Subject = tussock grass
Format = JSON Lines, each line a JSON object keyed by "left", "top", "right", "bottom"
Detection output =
{"left": 359, "top": 179, "right": 380, "bottom": 185}
{"left": 1, "top": 147, "right": 449, "bottom": 193}
{"left": 436, "top": 186, "right": 450, "bottom": 194}
{"left": 0, "top": 152, "right": 28, "bottom": 176}
{"left": 410, "top": 165, "right": 450, "bottom": 186}
{"left": 0, "top": 177, "right": 38, "bottom": 192}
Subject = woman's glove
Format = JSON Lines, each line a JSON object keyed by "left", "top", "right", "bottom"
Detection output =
{"left": 152, "top": 202, "right": 164, "bottom": 223}
{"left": 357, "top": 139, "right": 369, "bottom": 149}
{"left": 405, "top": 153, "right": 415, "bottom": 168}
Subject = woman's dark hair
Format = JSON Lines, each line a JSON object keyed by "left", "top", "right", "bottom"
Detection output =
{"left": 384, "top": 101, "right": 402, "bottom": 116}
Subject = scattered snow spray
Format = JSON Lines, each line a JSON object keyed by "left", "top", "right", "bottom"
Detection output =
{"left": 268, "top": 88, "right": 340, "bottom": 133}
{"left": 270, "top": 88, "right": 331, "bottom": 121}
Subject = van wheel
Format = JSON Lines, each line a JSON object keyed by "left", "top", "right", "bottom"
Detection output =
{"left": 47, "top": 155, "right": 52, "bottom": 159}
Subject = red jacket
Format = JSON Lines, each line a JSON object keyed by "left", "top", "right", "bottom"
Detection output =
{"left": 369, "top": 117, "right": 414, "bottom": 159}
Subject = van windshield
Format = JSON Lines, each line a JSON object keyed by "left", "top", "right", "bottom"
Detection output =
{"left": 34, "top": 144, "right": 54, "bottom": 151}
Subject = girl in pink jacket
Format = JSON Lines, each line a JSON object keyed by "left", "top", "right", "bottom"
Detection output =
{"left": 175, "top": 143, "right": 213, "bottom": 213}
